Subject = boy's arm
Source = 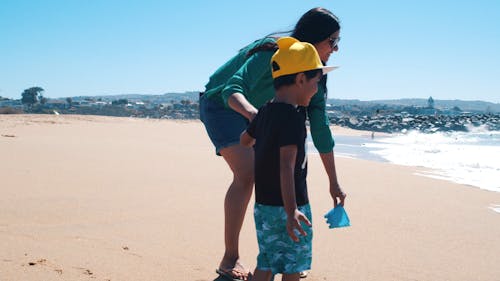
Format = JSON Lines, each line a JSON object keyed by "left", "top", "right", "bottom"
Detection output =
{"left": 280, "top": 145, "right": 297, "bottom": 215}
{"left": 240, "top": 131, "right": 255, "bottom": 147}
{"left": 280, "top": 145, "right": 312, "bottom": 242}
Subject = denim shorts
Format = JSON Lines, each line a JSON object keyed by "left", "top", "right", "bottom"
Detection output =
{"left": 199, "top": 94, "right": 249, "bottom": 156}
{"left": 254, "top": 203, "right": 313, "bottom": 275}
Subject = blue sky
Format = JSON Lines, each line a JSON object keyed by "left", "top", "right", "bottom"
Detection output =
{"left": 1, "top": 0, "right": 499, "bottom": 102}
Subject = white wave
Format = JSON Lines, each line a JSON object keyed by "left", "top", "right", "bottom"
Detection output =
{"left": 335, "top": 153, "right": 357, "bottom": 159}
{"left": 366, "top": 130, "right": 500, "bottom": 192}
{"left": 465, "top": 124, "right": 490, "bottom": 133}
{"left": 335, "top": 143, "right": 363, "bottom": 148}
{"left": 489, "top": 204, "right": 500, "bottom": 214}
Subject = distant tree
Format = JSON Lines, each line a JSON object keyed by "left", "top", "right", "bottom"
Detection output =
{"left": 21, "top": 87, "right": 44, "bottom": 107}
{"left": 427, "top": 96, "right": 435, "bottom": 109}
{"left": 112, "top": 99, "right": 128, "bottom": 106}
{"left": 66, "top": 97, "right": 73, "bottom": 106}
{"left": 180, "top": 99, "right": 192, "bottom": 106}
{"left": 452, "top": 106, "right": 461, "bottom": 112}
{"left": 40, "top": 96, "right": 47, "bottom": 105}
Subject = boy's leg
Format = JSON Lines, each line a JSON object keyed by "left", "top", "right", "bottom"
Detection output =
{"left": 252, "top": 268, "right": 273, "bottom": 281}
{"left": 282, "top": 273, "right": 301, "bottom": 281}
{"left": 254, "top": 204, "right": 313, "bottom": 281}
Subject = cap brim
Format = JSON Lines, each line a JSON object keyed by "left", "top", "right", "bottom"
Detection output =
{"left": 322, "top": 66, "right": 339, "bottom": 75}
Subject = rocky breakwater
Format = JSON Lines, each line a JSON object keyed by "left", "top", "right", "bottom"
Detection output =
{"left": 330, "top": 113, "right": 500, "bottom": 133}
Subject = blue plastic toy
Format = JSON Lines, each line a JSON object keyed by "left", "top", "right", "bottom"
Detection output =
{"left": 324, "top": 205, "right": 350, "bottom": 229}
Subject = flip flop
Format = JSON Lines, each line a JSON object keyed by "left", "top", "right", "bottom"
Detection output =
{"left": 300, "top": 270, "right": 309, "bottom": 278}
{"left": 216, "top": 268, "right": 247, "bottom": 281}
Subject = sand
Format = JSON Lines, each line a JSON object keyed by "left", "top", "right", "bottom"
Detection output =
{"left": 1, "top": 114, "right": 499, "bottom": 281}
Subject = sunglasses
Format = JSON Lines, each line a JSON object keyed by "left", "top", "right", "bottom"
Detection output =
{"left": 328, "top": 36, "right": 341, "bottom": 48}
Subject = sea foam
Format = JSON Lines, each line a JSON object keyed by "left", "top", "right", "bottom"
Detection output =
{"left": 365, "top": 130, "right": 500, "bottom": 192}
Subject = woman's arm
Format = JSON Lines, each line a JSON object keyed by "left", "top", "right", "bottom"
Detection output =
{"left": 319, "top": 151, "right": 346, "bottom": 207}
{"left": 228, "top": 93, "right": 258, "bottom": 122}
{"left": 307, "top": 90, "right": 335, "bottom": 153}
{"left": 307, "top": 88, "right": 346, "bottom": 206}
{"left": 221, "top": 50, "right": 275, "bottom": 120}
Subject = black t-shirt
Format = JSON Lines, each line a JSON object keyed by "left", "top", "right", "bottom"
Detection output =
{"left": 246, "top": 102, "right": 309, "bottom": 206}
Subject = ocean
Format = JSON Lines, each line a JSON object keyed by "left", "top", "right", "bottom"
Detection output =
{"left": 308, "top": 127, "right": 500, "bottom": 193}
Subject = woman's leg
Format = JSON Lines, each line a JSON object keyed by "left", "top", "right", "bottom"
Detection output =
{"left": 218, "top": 143, "right": 255, "bottom": 279}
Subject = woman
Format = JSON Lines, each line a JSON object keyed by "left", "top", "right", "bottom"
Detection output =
{"left": 200, "top": 7, "right": 346, "bottom": 281}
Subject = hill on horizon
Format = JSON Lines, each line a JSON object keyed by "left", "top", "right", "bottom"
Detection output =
{"left": 5, "top": 91, "right": 499, "bottom": 113}
{"left": 327, "top": 98, "right": 500, "bottom": 113}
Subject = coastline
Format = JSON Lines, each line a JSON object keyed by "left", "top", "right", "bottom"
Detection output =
{"left": 1, "top": 114, "right": 500, "bottom": 281}
{"left": 327, "top": 125, "right": 500, "bottom": 193}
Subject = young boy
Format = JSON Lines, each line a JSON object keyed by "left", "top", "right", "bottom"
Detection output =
{"left": 240, "top": 37, "right": 336, "bottom": 281}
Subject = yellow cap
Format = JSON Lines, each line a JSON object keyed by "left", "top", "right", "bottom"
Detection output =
{"left": 271, "top": 37, "right": 337, "bottom": 79}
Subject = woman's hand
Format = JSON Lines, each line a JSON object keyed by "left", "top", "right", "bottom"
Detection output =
{"left": 330, "top": 182, "right": 346, "bottom": 207}
{"left": 247, "top": 109, "right": 258, "bottom": 122}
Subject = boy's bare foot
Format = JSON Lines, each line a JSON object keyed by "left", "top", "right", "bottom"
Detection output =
{"left": 217, "top": 259, "right": 250, "bottom": 281}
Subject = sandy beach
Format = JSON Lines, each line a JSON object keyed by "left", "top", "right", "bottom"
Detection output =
{"left": 1, "top": 114, "right": 499, "bottom": 281}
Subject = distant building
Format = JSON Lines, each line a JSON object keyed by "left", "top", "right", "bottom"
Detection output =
{"left": 45, "top": 99, "right": 67, "bottom": 109}
{"left": 94, "top": 101, "right": 108, "bottom": 108}
{"left": 427, "top": 96, "right": 435, "bottom": 109}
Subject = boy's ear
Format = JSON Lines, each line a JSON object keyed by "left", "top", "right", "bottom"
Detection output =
{"left": 295, "top": 72, "right": 306, "bottom": 87}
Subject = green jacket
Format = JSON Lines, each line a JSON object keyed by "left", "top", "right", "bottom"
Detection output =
{"left": 204, "top": 37, "right": 335, "bottom": 153}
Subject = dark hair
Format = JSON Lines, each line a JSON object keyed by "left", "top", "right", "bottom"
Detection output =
{"left": 273, "top": 69, "right": 322, "bottom": 90}
{"left": 246, "top": 41, "right": 279, "bottom": 58}
{"left": 248, "top": 8, "right": 340, "bottom": 96}
{"left": 292, "top": 7, "right": 340, "bottom": 44}
{"left": 246, "top": 7, "right": 340, "bottom": 58}
{"left": 293, "top": 7, "right": 340, "bottom": 98}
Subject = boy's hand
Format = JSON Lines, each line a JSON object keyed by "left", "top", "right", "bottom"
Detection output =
{"left": 286, "top": 209, "right": 312, "bottom": 242}
{"left": 330, "top": 182, "right": 346, "bottom": 207}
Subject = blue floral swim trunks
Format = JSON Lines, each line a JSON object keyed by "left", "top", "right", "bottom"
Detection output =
{"left": 253, "top": 203, "right": 313, "bottom": 275}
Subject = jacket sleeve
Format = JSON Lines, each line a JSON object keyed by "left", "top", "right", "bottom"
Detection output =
{"left": 307, "top": 88, "right": 335, "bottom": 153}
{"left": 220, "top": 51, "right": 274, "bottom": 108}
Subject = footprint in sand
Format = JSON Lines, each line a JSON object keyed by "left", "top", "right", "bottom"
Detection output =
{"left": 73, "top": 266, "right": 95, "bottom": 277}
{"left": 26, "top": 258, "right": 63, "bottom": 274}
{"left": 28, "top": 258, "right": 46, "bottom": 266}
